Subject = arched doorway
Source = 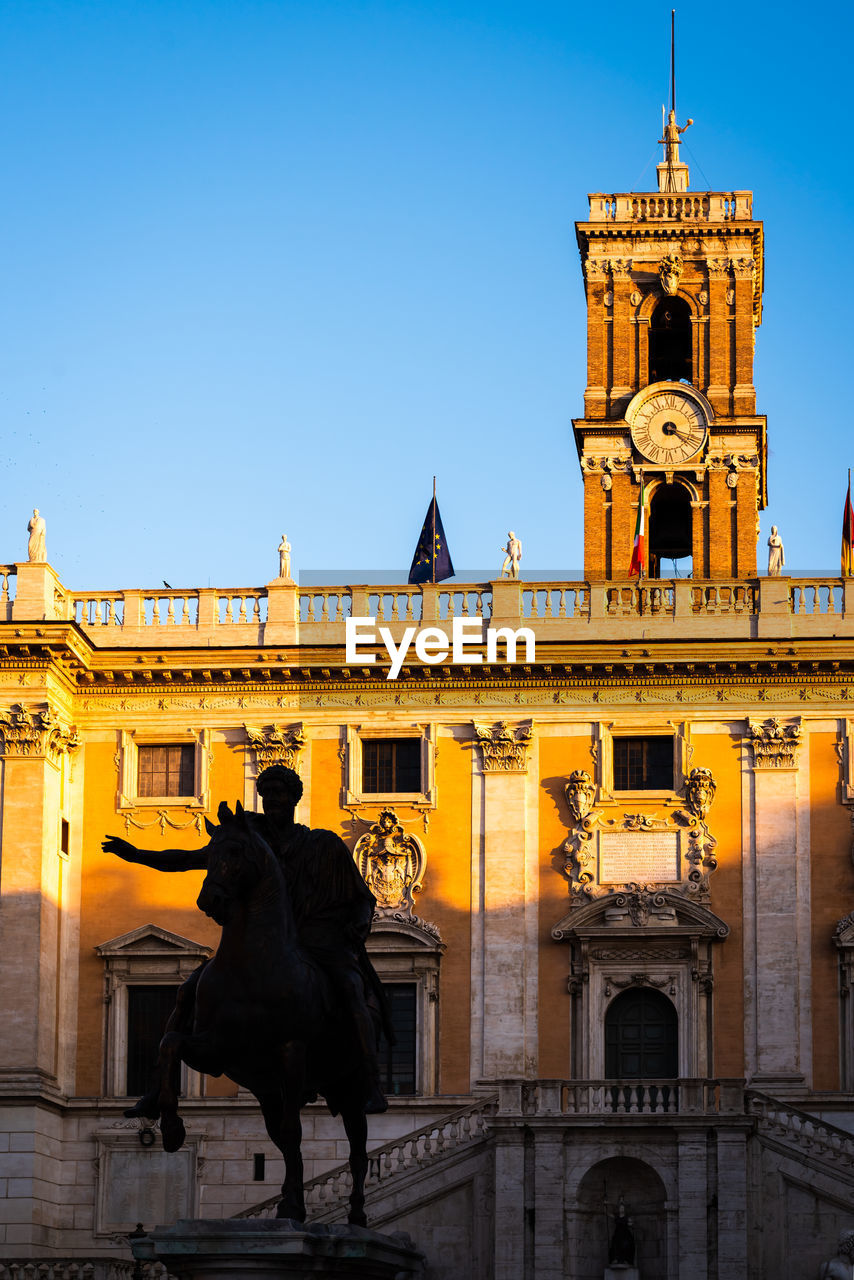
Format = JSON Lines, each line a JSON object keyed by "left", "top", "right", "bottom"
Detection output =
{"left": 648, "top": 482, "right": 692, "bottom": 578}
{"left": 605, "top": 987, "right": 678, "bottom": 1079}
{"left": 648, "top": 295, "right": 692, "bottom": 383}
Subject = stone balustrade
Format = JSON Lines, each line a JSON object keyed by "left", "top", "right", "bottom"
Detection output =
{"left": 5, "top": 565, "right": 854, "bottom": 649}
{"left": 747, "top": 1091, "right": 854, "bottom": 1167}
{"left": 236, "top": 1095, "right": 497, "bottom": 1223}
{"left": 0, "top": 1263, "right": 174, "bottom": 1280}
{"left": 0, "top": 566, "right": 16, "bottom": 622}
{"left": 586, "top": 192, "right": 753, "bottom": 223}
{"left": 493, "top": 1077, "right": 745, "bottom": 1119}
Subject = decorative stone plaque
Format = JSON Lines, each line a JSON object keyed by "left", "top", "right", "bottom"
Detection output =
{"left": 599, "top": 831, "right": 680, "bottom": 884}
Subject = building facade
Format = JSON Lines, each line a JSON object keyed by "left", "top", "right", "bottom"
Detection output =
{"left": 1, "top": 120, "right": 854, "bottom": 1279}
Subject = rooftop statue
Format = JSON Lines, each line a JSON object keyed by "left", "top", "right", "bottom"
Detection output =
{"left": 102, "top": 764, "right": 390, "bottom": 1226}
{"left": 500, "top": 531, "right": 522, "bottom": 579}
{"left": 659, "top": 108, "right": 693, "bottom": 167}
{"left": 278, "top": 533, "right": 292, "bottom": 581}
{"left": 768, "top": 526, "right": 785, "bottom": 576}
{"left": 27, "top": 508, "right": 46, "bottom": 563}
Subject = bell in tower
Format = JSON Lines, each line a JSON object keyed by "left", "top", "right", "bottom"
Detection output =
{"left": 572, "top": 105, "right": 767, "bottom": 582}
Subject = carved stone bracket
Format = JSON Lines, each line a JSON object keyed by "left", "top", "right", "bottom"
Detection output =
{"left": 748, "top": 717, "right": 802, "bottom": 769}
{"left": 0, "top": 703, "right": 80, "bottom": 763}
{"left": 354, "top": 808, "right": 426, "bottom": 915}
{"left": 245, "top": 722, "right": 306, "bottom": 772}
{"left": 474, "top": 721, "right": 533, "bottom": 773}
{"left": 562, "top": 766, "right": 718, "bottom": 906}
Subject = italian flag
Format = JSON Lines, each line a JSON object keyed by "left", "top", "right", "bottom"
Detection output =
{"left": 843, "top": 475, "right": 854, "bottom": 577}
{"left": 629, "top": 474, "right": 646, "bottom": 578}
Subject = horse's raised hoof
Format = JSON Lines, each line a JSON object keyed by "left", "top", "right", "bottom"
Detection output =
{"left": 123, "top": 1093, "right": 160, "bottom": 1120}
{"left": 347, "top": 1209, "right": 368, "bottom": 1228}
{"left": 160, "top": 1113, "right": 186, "bottom": 1153}
{"left": 364, "top": 1090, "right": 388, "bottom": 1115}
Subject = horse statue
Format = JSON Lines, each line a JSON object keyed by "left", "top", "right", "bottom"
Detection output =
{"left": 146, "top": 801, "right": 378, "bottom": 1227}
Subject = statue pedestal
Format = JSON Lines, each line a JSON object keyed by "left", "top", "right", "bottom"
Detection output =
{"left": 131, "top": 1218, "right": 425, "bottom": 1279}
{"left": 605, "top": 1268, "right": 639, "bottom": 1280}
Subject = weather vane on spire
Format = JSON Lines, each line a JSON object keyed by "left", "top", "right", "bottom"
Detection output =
{"left": 657, "top": 10, "right": 693, "bottom": 193}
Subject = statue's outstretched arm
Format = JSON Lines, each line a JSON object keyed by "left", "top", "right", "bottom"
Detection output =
{"left": 102, "top": 835, "right": 208, "bottom": 872}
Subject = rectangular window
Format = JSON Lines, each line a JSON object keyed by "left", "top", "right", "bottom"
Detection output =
{"left": 126, "top": 985, "right": 179, "bottom": 1096}
{"left": 613, "top": 736, "right": 673, "bottom": 791}
{"left": 378, "top": 983, "right": 417, "bottom": 1095}
{"left": 362, "top": 739, "right": 421, "bottom": 794}
{"left": 138, "top": 744, "right": 195, "bottom": 798}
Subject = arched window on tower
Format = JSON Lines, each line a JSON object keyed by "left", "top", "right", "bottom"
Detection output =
{"left": 648, "top": 296, "right": 692, "bottom": 384}
{"left": 605, "top": 987, "right": 678, "bottom": 1079}
{"left": 648, "top": 482, "right": 693, "bottom": 579}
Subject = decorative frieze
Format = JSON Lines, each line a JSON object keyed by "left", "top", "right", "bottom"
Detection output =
{"left": 0, "top": 702, "right": 79, "bottom": 762}
{"left": 245, "top": 722, "right": 306, "bottom": 771}
{"left": 748, "top": 717, "right": 802, "bottom": 769}
{"left": 353, "top": 808, "right": 426, "bottom": 915}
{"left": 474, "top": 720, "right": 533, "bottom": 772}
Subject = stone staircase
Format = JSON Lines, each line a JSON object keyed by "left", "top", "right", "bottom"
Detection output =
{"left": 235, "top": 1094, "right": 497, "bottom": 1224}
{"left": 747, "top": 1090, "right": 854, "bottom": 1181}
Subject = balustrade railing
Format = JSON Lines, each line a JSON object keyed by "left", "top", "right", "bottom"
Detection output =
{"left": 236, "top": 1095, "right": 497, "bottom": 1222}
{"left": 790, "top": 579, "right": 844, "bottom": 615}
{"left": 28, "top": 575, "right": 854, "bottom": 641}
{"left": 0, "top": 565, "right": 16, "bottom": 620}
{"left": 495, "top": 1077, "right": 744, "bottom": 1118}
{"left": 747, "top": 1091, "right": 854, "bottom": 1166}
{"left": 0, "top": 1264, "right": 173, "bottom": 1280}
{"left": 588, "top": 192, "right": 752, "bottom": 223}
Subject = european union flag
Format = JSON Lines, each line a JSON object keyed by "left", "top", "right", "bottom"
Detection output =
{"left": 408, "top": 497, "right": 455, "bottom": 584}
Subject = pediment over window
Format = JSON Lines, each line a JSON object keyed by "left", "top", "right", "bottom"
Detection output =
{"left": 95, "top": 923, "right": 212, "bottom": 960}
{"left": 367, "top": 915, "right": 445, "bottom": 953}
{"left": 552, "top": 889, "right": 730, "bottom": 943}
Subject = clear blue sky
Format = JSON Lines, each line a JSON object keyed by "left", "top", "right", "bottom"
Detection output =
{"left": 1, "top": 0, "right": 850, "bottom": 586}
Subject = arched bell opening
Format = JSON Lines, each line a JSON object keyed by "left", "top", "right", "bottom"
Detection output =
{"left": 648, "top": 296, "right": 692, "bottom": 384}
{"left": 648, "top": 482, "right": 693, "bottom": 579}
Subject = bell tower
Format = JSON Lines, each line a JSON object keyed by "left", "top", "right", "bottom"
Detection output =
{"left": 573, "top": 111, "right": 767, "bottom": 580}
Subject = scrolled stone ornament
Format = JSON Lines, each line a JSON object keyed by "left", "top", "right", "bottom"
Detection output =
{"left": 684, "top": 767, "right": 716, "bottom": 820}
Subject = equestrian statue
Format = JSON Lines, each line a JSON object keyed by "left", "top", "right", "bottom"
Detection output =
{"left": 102, "top": 764, "right": 390, "bottom": 1226}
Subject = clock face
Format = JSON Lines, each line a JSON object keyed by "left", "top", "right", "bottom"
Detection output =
{"left": 629, "top": 388, "right": 708, "bottom": 465}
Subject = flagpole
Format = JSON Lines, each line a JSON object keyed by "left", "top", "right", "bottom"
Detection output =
{"left": 432, "top": 475, "right": 437, "bottom": 586}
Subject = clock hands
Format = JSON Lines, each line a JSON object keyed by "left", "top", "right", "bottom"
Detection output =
{"left": 661, "top": 420, "right": 693, "bottom": 441}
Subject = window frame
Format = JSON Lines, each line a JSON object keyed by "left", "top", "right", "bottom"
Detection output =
{"left": 596, "top": 721, "right": 687, "bottom": 802}
{"left": 366, "top": 918, "right": 444, "bottom": 1096}
{"left": 117, "top": 727, "right": 210, "bottom": 810}
{"left": 95, "top": 924, "right": 212, "bottom": 1099}
{"left": 343, "top": 723, "right": 436, "bottom": 809}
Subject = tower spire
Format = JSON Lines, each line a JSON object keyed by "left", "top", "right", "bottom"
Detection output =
{"left": 657, "top": 10, "right": 693, "bottom": 193}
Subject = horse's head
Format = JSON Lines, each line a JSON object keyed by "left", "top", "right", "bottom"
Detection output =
{"left": 197, "top": 801, "right": 278, "bottom": 926}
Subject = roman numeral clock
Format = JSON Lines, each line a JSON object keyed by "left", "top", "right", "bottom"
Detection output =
{"left": 626, "top": 383, "right": 709, "bottom": 468}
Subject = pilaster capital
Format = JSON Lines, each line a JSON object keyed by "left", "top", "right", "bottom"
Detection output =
{"left": 244, "top": 722, "right": 306, "bottom": 772}
{"left": 474, "top": 720, "right": 533, "bottom": 773}
{"left": 747, "top": 717, "right": 802, "bottom": 770}
{"left": 0, "top": 702, "right": 79, "bottom": 762}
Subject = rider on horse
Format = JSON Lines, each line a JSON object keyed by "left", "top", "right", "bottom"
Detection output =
{"left": 104, "top": 763, "right": 389, "bottom": 1116}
